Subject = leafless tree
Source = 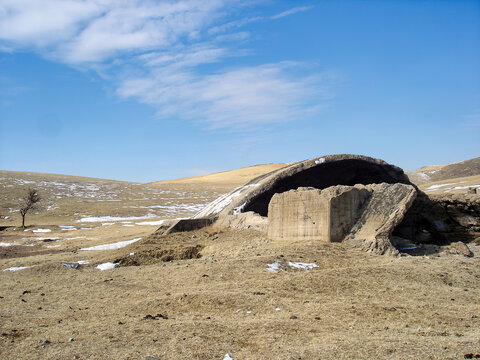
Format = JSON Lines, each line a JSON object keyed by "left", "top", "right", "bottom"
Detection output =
{"left": 19, "top": 188, "right": 42, "bottom": 228}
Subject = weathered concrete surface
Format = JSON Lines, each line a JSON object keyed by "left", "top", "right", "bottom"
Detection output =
{"left": 214, "top": 212, "right": 267, "bottom": 232}
{"left": 164, "top": 218, "right": 217, "bottom": 235}
{"left": 343, "top": 183, "right": 417, "bottom": 255}
{"left": 194, "top": 154, "right": 412, "bottom": 220}
{"left": 268, "top": 183, "right": 417, "bottom": 255}
{"left": 268, "top": 186, "right": 370, "bottom": 242}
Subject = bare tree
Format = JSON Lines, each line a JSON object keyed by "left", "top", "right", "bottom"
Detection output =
{"left": 19, "top": 188, "right": 42, "bottom": 228}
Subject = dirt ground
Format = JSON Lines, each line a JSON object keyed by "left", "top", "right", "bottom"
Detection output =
{"left": 1, "top": 170, "right": 480, "bottom": 359}
{"left": 1, "top": 225, "right": 479, "bottom": 360}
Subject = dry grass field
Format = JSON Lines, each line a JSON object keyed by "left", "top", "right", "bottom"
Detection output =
{"left": 1, "top": 167, "right": 480, "bottom": 359}
{"left": 417, "top": 174, "right": 480, "bottom": 195}
{"left": 149, "top": 163, "right": 287, "bottom": 187}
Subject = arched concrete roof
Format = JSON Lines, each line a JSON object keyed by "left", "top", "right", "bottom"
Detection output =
{"left": 194, "top": 154, "right": 412, "bottom": 219}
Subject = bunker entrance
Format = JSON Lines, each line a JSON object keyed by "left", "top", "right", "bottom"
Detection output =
{"left": 243, "top": 159, "right": 410, "bottom": 217}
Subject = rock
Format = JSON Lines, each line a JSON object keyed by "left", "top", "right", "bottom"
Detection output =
{"left": 215, "top": 211, "right": 267, "bottom": 232}
{"left": 450, "top": 242, "right": 474, "bottom": 257}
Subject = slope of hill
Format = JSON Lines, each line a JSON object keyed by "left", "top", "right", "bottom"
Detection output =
{"left": 407, "top": 157, "right": 480, "bottom": 185}
{"left": 149, "top": 163, "right": 287, "bottom": 187}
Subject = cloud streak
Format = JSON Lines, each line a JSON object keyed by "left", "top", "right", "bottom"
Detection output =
{"left": 0, "top": 1, "right": 331, "bottom": 130}
{"left": 271, "top": 6, "right": 314, "bottom": 20}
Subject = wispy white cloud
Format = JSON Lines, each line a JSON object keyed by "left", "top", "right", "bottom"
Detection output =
{"left": 0, "top": 0, "right": 230, "bottom": 63}
{"left": 118, "top": 61, "right": 334, "bottom": 130}
{"left": 271, "top": 6, "right": 314, "bottom": 20}
{"left": 0, "top": 1, "right": 331, "bottom": 130}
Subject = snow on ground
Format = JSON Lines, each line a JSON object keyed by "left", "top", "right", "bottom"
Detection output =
{"left": 453, "top": 184, "right": 480, "bottom": 190}
{"left": 267, "top": 260, "right": 318, "bottom": 272}
{"left": 0, "top": 242, "right": 20, "bottom": 247}
{"left": 80, "top": 237, "right": 142, "bottom": 251}
{"left": 135, "top": 220, "right": 166, "bottom": 226}
{"left": 32, "top": 229, "right": 52, "bottom": 233}
{"left": 3, "top": 266, "right": 33, "bottom": 272}
{"left": 425, "top": 183, "right": 456, "bottom": 190}
{"left": 287, "top": 261, "right": 318, "bottom": 271}
{"left": 267, "top": 261, "right": 282, "bottom": 272}
{"left": 77, "top": 260, "right": 90, "bottom": 265}
{"left": 77, "top": 215, "right": 156, "bottom": 223}
{"left": 96, "top": 262, "right": 118, "bottom": 270}
{"left": 425, "top": 183, "right": 480, "bottom": 192}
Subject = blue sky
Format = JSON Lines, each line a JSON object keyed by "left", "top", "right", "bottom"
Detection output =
{"left": 0, "top": 0, "right": 479, "bottom": 182}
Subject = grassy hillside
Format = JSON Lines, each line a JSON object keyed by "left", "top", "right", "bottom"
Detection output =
{"left": 407, "top": 157, "right": 480, "bottom": 185}
{"left": 149, "top": 163, "right": 287, "bottom": 187}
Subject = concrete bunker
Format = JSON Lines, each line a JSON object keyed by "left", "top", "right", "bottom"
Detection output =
{"left": 194, "top": 154, "right": 411, "bottom": 220}
{"left": 162, "top": 154, "right": 476, "bottom": 255}
{"left": 242, "top": 158, "right": 411, "bottom": 217}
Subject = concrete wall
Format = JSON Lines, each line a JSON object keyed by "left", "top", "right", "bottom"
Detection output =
{"left": 267, "top": 186, "right": 370, "bottom": 242}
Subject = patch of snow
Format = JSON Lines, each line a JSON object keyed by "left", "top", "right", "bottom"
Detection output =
{"left": 80, "top": 237, "right": 142, "bottom": 251}
{"left": 3, "top": 266, "right": 32, "bottom": 272}
{"left": 0, "top": 242, "right": 20, "bottom": 247}
{"left": 287, "top": 261, "right": 318, "bottom": 271}
{"left": 452, "top": 184, "right": 480, "bottom": 190}
{"left": 275, "top": 307, "right": 282, "bottom": 311}
{"left": 102, "top": 223, "right": 115, "bottom": 226}
{"left": 267, "top": 261, "right": 282, "bottom": 272}
{"left": 77, "top": 260, "right": 90, "bottom": 265}
{"left": 223, "top": 354, "right": 234, "bottom": 360}
{"left": 417, "top": 172, "right": 430, "bottom": 181}
{"left": 195, "top": 190, "right": 242, "bottom": 217}
{"left": 233, "top": 202, "right": 246, "bottom": 215}
{"left": 77, "top": 215, "right": 156, "bottom": 223}
{"left": 32, "top": 229, "right": 51, "bottom": 233}
{"left": 46, "top": 244, "right": 61, "bottom": 248}
{"left": 315, "top": 157, "right": 326, "bottom": 164}
{"left": 425, "top": 183, "right": 456, "bottom": 190}
{"left": 122, "top": 224, "right": 135, "bottom": 227}
{"left": 96, "top": 262, "right": 118, "bottom": 270}
{"left": 64, "top": 236, "right": 85, "bottom": 240}
{"left": 135, "top": 220, "right": 167, "bottom": 226}
{"left": 268, "top": 260, "right": 318, "bottom": 272}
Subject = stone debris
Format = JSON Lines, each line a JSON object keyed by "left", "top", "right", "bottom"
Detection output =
{"left": 449, "top": 241, "right": 474, "bottom": 257}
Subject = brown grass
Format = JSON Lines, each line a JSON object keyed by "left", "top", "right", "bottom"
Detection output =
{"left": 1, "top": 226, "right": 479, "bottom": 359}
{"left": 1, "top": 169, "right": 480, "bottom": 359}
{"left": 149, "top": 163, "right": 286, "bottom": 187}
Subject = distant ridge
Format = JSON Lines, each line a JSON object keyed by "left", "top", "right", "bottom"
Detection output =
{"left": 149, "top": 163, "right": 287, "bottom": 187}
{"left": 407, "top": 157, "right": 480, "bottom": 184}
